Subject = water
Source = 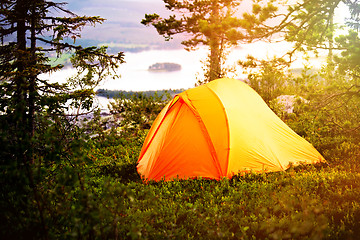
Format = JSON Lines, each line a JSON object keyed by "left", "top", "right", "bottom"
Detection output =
{"left": 43, "top": 41, "right": 326, "bottom": 94}
{"left": 42, "top": 42, "right": 327, "bottom": 114}
{"left": 45, "top": 48, "right": 208, "bottom": 92}
{"left": 105, "top": 48, "right": 207, "bottom": 91}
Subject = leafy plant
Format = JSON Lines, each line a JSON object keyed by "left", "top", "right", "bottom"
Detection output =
{"left": 108, "top": 91, "right": 172, "bottom": 132}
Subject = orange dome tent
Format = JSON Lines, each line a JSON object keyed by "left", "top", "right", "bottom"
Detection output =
{"left": 137, "top": 78, "right": 325, "bottom": 181}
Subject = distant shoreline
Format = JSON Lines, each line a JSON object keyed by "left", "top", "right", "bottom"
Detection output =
{"left": 96, "top": 88, "right": 185, "bottom": 100}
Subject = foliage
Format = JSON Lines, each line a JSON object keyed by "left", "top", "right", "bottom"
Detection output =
{"left": 335, "top": 30, "right": 360, "bottom": 74}
{"left": 1, "top": 73, "right": 360, "bottom": 239}
{"left": 1, "top": 0, "right": 360, "bottom": 239}
{"left": 239, "top": 56, "right": 291, "bottom": 104}
{"left": 148, "top": 62, "right": 182, "bottom": 71}
{"left": 345, "top": 0, "right": 360, "bottom": 31}
{"left": 108, "top": 91, "right": 172, "bottom": 132}
{"left": 244, "top": 57, "right": 360, "bottom": 163}
{"left": 286, "top": 72, "right": 360, "bottom": 162}
{"left": 283, "top": 0, "right": 339, "bottom": 54}
{"left": 0, "top": 0, "right": 123, "bottom": 239}
{"left": 96, "top": 89, "right": 184, "bottom": 99}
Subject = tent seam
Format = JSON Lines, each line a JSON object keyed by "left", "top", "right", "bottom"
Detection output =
{"left": 205, "top": 83, "right": 231, "bottom": 178}
{"left": 180, "top": 91, "right": 223, "bottom": 178}
{"left": 151, "top": 99, "right": 185, "bottom": 180}
{"left": 137, "top": 97, "right": 179, "bottom": 164}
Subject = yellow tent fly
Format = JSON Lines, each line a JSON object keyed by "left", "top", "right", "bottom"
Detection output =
{"left": 137, "top": 78, "right": 325, "bottom": 181}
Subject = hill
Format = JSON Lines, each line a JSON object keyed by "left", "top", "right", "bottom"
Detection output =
{"left": 63, "top": 0, "right": 186, "bottom": 52}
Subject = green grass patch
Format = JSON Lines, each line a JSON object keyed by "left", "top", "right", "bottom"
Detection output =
{"left": 84, "top": 130, "right": 360, "bottom": 240}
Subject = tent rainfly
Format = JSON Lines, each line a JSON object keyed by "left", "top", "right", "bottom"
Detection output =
{"left": 137, "top": 78, "right": 325, "bottom": 181}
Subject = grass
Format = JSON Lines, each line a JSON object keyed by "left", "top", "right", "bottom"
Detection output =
{"left": 121, "top": 165, "right": 359, "bottom": 239}
{"left": 86, "top": 131, "right": 360, "bottom": 239}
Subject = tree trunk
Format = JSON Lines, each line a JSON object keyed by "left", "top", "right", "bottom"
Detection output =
{"left": 29, "top": 2, "right": 37, "bottom": 149}
{"left": 15, "top": 0, "right": 27, "bottom": 104}
{"left": 15, "top": 0, "right": 28, "bottom": 157}
{"left": 208, "top": 2, "right": 222, "bottom": 81}
{"left": 326, "top": 5, "right": 335, "bottom": 85}
{"left": 209, "top": 40, "right": 221, "bottom": 81}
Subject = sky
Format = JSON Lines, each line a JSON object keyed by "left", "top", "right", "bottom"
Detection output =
{"left": 58, "top": 0, "right": 350, "bottom": 67}
{"left": 61, "top": 0, "right": 174, "bottom": 45}
{"left": 59, "top": 0, "right": 349, "bottom": 47}
{"left": 45, "top": 1, "right": 351, "bottom": 91}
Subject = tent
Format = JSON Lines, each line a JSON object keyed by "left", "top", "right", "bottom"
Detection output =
{"left": 137, "top": 78, "right": 325, "bottom": 181}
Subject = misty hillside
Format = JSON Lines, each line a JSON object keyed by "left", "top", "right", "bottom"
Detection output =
{"left": 64, "top": 0, "right": 186, "bottom": 52}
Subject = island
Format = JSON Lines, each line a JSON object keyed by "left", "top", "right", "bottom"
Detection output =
{"left": 148, "top": 62, "right": 182, "bottom": 72}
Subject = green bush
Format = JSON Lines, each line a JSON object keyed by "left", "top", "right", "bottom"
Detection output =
{"left": 2, "top": 67, "right": 360, "bottom": 239}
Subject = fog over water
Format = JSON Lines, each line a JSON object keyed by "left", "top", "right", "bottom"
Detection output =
{"left": 47, "top": 0, "right": 347, "bottom": 93}
{"left": 40, "top": 40, "right": 330, "bottom": 113}
{"left": 44, "top": 41, "right": 324, "bottom": 93}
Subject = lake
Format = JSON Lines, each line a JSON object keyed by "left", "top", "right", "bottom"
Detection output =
{"left": 42, "top": 41, "right": 327, "bottom": 113}
{"left": 44, "top": 41, "right": 321, "bottom": 92}
{"left": 46, "top": 48, "right": 208, "bottom": 92}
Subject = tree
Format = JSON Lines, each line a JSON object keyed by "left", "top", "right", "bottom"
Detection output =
{"left": 0, "top": 0, "right": 123, "bottom": 159}
{"left": 336, "top": 0, "right": 360, "bottom": 75}
{"left": 283, "top": 0, "right": 341, "bottom": 55}
{"left": 141, "top": 0, "right": 280, "bottom": 82}
{"left": 278, "top": 0, "right": 360, "bottom": 161}
{"left": 283, "top": 0, "right": 360, "bottom": 97}
{"left": 239, "top": 56, "right": 290, "bottom": 103}
{"left": 237, "top": 0, "right": 351, "bottom": 98}
{"left": 345, "top": 0, "right": 360, "bottom": 31}
{"left": 0, "top": 0, "right": 124, "bottom": 237}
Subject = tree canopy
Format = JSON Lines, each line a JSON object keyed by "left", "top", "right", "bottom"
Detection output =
{"left": 0, "top": 0, "right": 124, "bottom": 237}
{"left": 142, "top": 0, "right": 281, "bottom": 82}
{"left": 0, "top": 0, "right": 124, "bottom": 159}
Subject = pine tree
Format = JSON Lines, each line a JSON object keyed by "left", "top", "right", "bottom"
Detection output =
{"left": 0, "top": 1, "right": 123, "bottom": 237}
{"left": 142, "top": 0, "right": 279, "bottom": 82}
{"left": 345, "top": 0, "right": 360, "bottom": 31}
{"left": 283, "top": 0, "right": 341, "bottom": 59}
